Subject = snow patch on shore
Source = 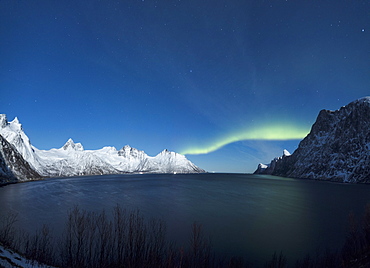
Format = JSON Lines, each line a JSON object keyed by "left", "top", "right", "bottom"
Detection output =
{"left": 0, "top": 244, "right": 55, "bottom": 268}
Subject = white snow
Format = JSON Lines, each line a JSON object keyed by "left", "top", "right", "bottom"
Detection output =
{"left": 256, "top": 97, "right": 370, "bottom": 182}
{"left": 0, "top": 244, "right": 55, "bottom": 268}
{"left": 0, "top": 115, "right": 43, "bottom": 173}
{"left": 0, "top": 114, "right": 205, "bottom": 178}
{"left": 62, "top": 138, "right": 84, "bottom": 151}
{"left": 356, "top": 96, "right": 370, "bottom": 103}
{"left": 258, "top": 163, "right": 268, "bottom": 169}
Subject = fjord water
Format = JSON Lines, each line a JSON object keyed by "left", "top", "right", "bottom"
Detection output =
{"left": 1, "top": 173, "right": 370, "bottom": 266}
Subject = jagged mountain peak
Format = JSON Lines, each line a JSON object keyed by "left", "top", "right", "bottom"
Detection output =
{"left": 354, "top": 96, "right": 370, "bottom": 104}
{"left": 122, "top": 144, "right": 132, "bottom": 150}
{"left": 254, "top": 150, "right": 290, "bottom": 175}
{"left": 0, "top": 114, "right": 8, "bottom": 128}
{"left": 0, "top": 114, "right": 206, "bottom": 178}
{"left": 118, "top": 145, "right": 146, "bottom": 159}
{"left": 62, "top": 138, "right": 84, "bottom": 151}
{"left": 10, "top": 118, "right": 22, "bottom": 132}
{"left": 0, "top": 114, "right": 23, "bottom": 133}
{"left": 157, "top": 149, "right": 182, "bottom": 159}
{"left": 12, "top": 117, "right": 20, "bottom": 125}
{"left": 119, "top": 144, "right": 143, "bottom": 153}
{"left": 334, "top": 96, "right": 370, "bottom": 115}
{"left": 283, "top": 149, "right": 291, "bottom": 156}
{"left": 65, "top": 138, "right": 74, "bottom": 144}
{"left": 0, "top": 134, "right": 41, "bottom": 184}
{"left": 255, "top": 97, "right": 370, "bottom": 182}
{"left": 0, "top": 115, "right": 39, "bottom": 171}
{"left": 320, "top": 97, "right": 370, "bottom": 116}
{"left": 160, "top": 149, "right": 170, "bottom": 154}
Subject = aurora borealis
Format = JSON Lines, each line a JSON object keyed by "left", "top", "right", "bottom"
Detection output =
{"left": 180, "top": 124, "right": 310, "bottom": 155}
{"left": 1, "top": 1, "right": 369, "bottom": 172}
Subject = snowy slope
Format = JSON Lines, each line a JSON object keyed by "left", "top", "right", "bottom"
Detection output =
{"left": 254, "top": 97, "right": 370, "bottom": 182}
{"left": 0, "top": 244, "right": 54, "bottom": 268}
{"left": 0, "top": 114, "right": 205, "bottom": 178}
{"left": 0, "top": 115, "right": 43, "bottom": 173}
{"left": 0, "top": 134, "right": 41, "bottom": 184}
{"left": 34, "top": 141, "right": 205, "bottom": 176}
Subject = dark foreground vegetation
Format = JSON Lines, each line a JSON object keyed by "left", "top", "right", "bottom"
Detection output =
{"left": 2, "top": 205, "right": 370, "bottom": 268}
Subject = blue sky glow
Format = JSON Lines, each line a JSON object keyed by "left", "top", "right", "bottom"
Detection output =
{"left": 1, "top": 0, "right": 369, "bottom": 172}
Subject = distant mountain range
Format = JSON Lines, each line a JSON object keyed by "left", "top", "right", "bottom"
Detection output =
{"left": 4, "top": 96, "right": 369, "bottom": 185}
{"left": 0, "top": 114, "right": 205, "bottom": 184}
{"left": 255, "top": 97, "right": 370, "bottom": 183}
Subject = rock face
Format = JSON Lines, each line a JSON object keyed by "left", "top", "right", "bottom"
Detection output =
{"left": 255, "top": 97, "right": 370, "bottom": 183}
{"left": 254, "top": 150, "right": 291, "bottom": 175}
{"left": 0, "top": 114, "right": 41, "bottom": 171}
{"left": 0, "top": 114, "right": 205, "bottom": 179}
{"left": 0, "top": 134, "right": 41, "bottom": 184}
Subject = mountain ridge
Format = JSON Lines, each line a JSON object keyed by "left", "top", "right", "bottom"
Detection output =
{"left": 0, "top": 134, "right": 41, "bottom": 184}
{"left": 254, "top": 97, "right": 370, "bottom": 183}
{"left": 0, "top": 114, "right": 205, "bottom": 182}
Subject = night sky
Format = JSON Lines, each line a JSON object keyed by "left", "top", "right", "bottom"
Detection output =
{"left": 1, "top": 1, "right": 369, "bottom": 173}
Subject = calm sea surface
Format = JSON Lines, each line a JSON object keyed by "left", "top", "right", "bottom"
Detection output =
{"left": 1, "top": 173, "right": 370, "bottom": 266}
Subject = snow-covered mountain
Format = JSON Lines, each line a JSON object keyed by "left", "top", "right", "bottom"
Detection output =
{"left": 0, "top": 114, "right": 205, "bottom": 178}
{"left": 0, "top": 134, "right": 41, "bottom": 184}
{"left": 254, "top": 97, "right": 370, "bottom": 183}
{"left": 0, "top": 114, "right": 42, "bottom": 172}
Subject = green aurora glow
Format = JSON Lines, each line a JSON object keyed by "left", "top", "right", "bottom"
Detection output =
{"left": 180, "top": 124, "right": 310, "bottom": 155}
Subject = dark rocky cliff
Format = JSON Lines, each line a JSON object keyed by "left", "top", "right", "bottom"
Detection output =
{"left": 255, "top": 97, "right": 370, "bottom": 183}
{"left": 0, "top": 134, "right": 41, "bottom": 184}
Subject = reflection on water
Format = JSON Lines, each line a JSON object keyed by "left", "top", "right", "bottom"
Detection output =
{"left": 1, "top": 173, "right": 370, "bottom": 266}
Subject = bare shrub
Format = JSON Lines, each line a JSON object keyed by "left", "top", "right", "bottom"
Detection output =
{"left": 25, "top": 224, "right": 55, "bottom": 265}
{"left": 95, "top": 210, "right": 113, "bottom": 267}
{"left": 363, "top": 204, "right": 370, "bottom": 246}
{"left": 0, "top": 212, "right": 17, "bottom": 247}
{"left": 187, "top": 222, "right": 214, "bottom": 267}
{"left": 112, "top": 204, "right": 127, "bottom": 266}
{"left": 227, "top": 256, "right": 246, "bottom": 268}
{"left": 341, "top": 211, "right": 365, "bottom": 265}
{"left": 294, "top": 254, "right": 314, "bottom": 268}
{"left": 146, "top": 218, "right": 167, "bottom": 267}
{"left": 57, "top": 206, "right": 171, "bottom": 268}
{"left": 264, "top": 251, "right": 287, "bottom": 268}
{"left": 59, "top": 206, "right": 97, "bottom": 267}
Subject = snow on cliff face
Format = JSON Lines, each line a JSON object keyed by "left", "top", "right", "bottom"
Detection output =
{"left": 254, "top": 150, "right": 291, "bottom": 175}
{"left": 0, "top": 114, "right": 205, "bottom": 178}
{"left": 0, "top": 134, "right": 41, "bottom": 183}
{"left": 254, "top": 97, "right": 370, "bottom": 183}
{"left": 62, "top": 138, "right": 84, "bottom": 151}
{"left": 0, "top": 115, "right": 43, "bottom": 173}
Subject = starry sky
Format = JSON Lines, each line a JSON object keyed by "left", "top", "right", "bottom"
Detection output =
{"left": 1, "top": 0, "right": 369, "bottom": 173}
